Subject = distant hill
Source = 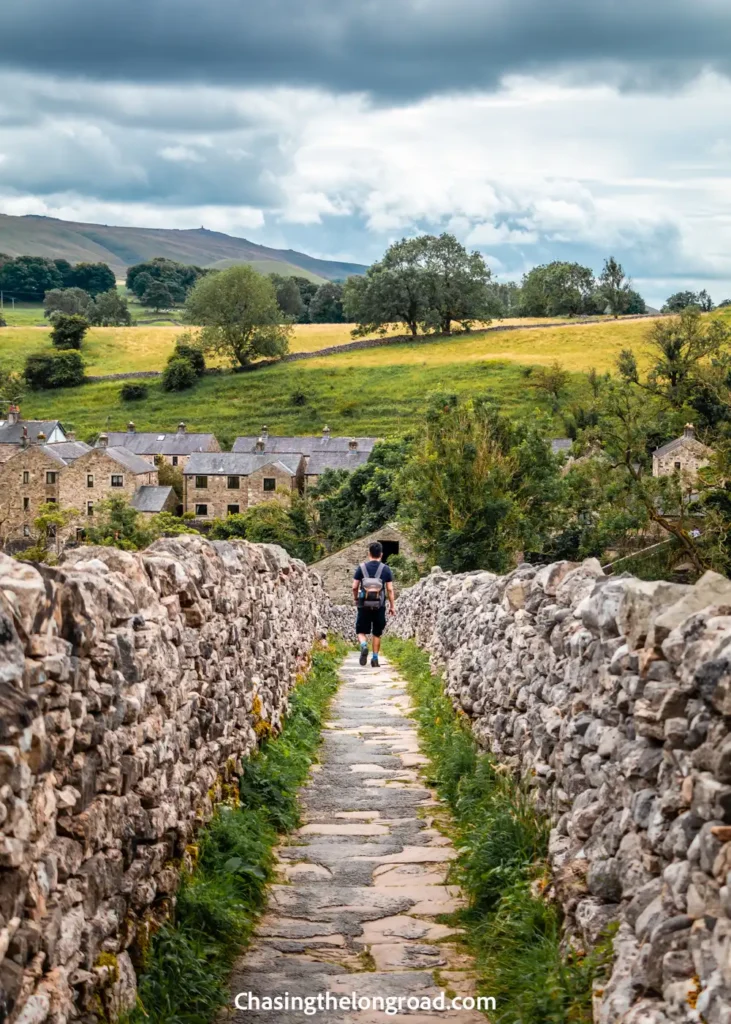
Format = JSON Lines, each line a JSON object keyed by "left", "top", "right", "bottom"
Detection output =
{"left": 0, "top": 214, "right": 367, "bottom": 283}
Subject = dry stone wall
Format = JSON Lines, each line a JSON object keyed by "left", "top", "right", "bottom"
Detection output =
{"left": 0, "top": 536, "right": 329, "bottom": 1024}
{"left": 391, "top": 560, "right": 731, "bottom": 1024}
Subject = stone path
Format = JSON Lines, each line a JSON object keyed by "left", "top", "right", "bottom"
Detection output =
{"left": 229, "top": 651, "right": 484, "bottom": 1022}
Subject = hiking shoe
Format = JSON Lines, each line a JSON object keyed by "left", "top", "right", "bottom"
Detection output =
{"left": 359, "top": 643, "right": 368, "bottom": 666}
{"left": 371, "top": 655, "right": 379, "bottom": 668}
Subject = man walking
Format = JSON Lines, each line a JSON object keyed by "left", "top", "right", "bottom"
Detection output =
{"left": 353, "top": 541, "right": 395, "bottom": 667}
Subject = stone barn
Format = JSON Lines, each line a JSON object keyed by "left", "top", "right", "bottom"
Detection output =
{"left": 311, "top": 523, "right": 418, "bottom": 604}
{"left": 652, "top": 424, "right": 712, "bottom": 486}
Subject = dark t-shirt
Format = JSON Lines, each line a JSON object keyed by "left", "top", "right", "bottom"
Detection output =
{"left": 354, "top": 560, "right": 393, "bottom": 606}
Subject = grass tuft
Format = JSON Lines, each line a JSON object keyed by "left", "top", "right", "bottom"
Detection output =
{"left": 129, "top": 638, "right": 346, "bottom": 1024}
{"left": 383, "top": 638, "right": 615, "bottom": 1024}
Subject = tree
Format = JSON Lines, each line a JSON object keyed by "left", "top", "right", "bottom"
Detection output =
{"left": 126, "top": 258, "right": 205, "bottom": 302}
{"left": 43, "top": 287, "right": 92, "bottom": 318}
{"left": 68, "top": 262, "right": 116, "bottom": 297}
{"left": 0, "top": 256, "right": 63, "bottom": 301}
{"left": 485, "top": 280, "right": 522, "bottom": 318}
{"left": 173, "top": 332, "right": 206, "bottom": 375}
{"left": 0, "top": 370, "right": 25, "bottom": 414}
{"left": 50, "top": 313, "right": 89, "bottom": 349}
{"left": 421, "top": 233, "right": 493, "bottom": 334}
{"left": 312, "top": 438, "right": 411, "bottom": 549}
{"left": 85, "top": 496, "right": 156, "bottom": 550}
{"left": 597, "top": 256, "right": 631, "bottom": 317}
{"left": 16, "top": 502, "right": 78, "bottom": 564}
{"left": 120, "top": 382, "right": 149, "bottom": 401}
{"left": 625, "top": 289, "right": 647, "bottom": 315}
{"left": 24, "top": 350, "right": 85, "bottom": 390}
{"left": 89, "top": 289, "right": 133, "bottom": 326}
{"left": 397, "top": 395, "right": 563, "bottom": 572}
{"left": 269, "top": 274, "right": 304, "bottom": 319}
{"left": 162, "top": 357, "right": 197, "bottom": 391}
{"left": 184, "top": 264, "right": 292, "bottom": 367}
{"left": 698, "top": 289, "right": 715, "bottom": 312}
{"left": 519, "top": 261, "right": 596, "bottom": 317}
{"left": 618, "top": 305, "right": 731, "bottom": 409}
{"left": 210, "top": 496, "right": 323, "bottom": 561}
{"left": 142, "top": 281, "right": 176, "bottom": 312}
{"left": 530, "top": 361, "right": 571, "bottom": 408}
{"left": 292, "top": 276, "right": 319, "bottom": 322}
{"left": 663, "top": 290, "right": 702, "bottom": 313}
{"left": 308, "top": 282, "right": 346, "bottom": 323}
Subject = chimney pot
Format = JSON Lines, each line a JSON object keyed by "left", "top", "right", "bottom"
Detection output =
{"left": 37, "top": 431, "right": 46, "bottom": 444}
{"left": 177, "top": 422, "right": 186, "bottom": 434}
{"left": 683, "top": 423, "right": 695, "bottom": 439}
{"left": 255, "top": 437, "right": 265, "bottom": 452}
{"left": 322, "top": 425, "right": 331, "bottom": 438}
{"left": 21, "top": 426, "right": 28, "bottom": 449}
{"left": 67, "top": 430, "right": 76, "bottom": 442}
{"left": 99, "top": 433, "right": 109, "bottom": 448}
{"left": 7, "top": 404, "right": 20, "bottom": 426}
{"left": 261, "top": 424, "right": 269, "bottom": 438}
{"left": 348, "top": 438, "right": 358, "bottom": 450}
{"left": 127, "top": 421, "right": 135, "bottom": 432}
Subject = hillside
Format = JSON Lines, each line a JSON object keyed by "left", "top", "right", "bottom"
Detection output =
{"left": 0, "top": 213, "right": 367, "bottom": 282}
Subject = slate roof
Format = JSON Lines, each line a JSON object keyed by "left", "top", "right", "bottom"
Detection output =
{"left": 653, "top": 435, "right": 712, "bottom": 458}
{"left": 99, "top": 431, "right": 218, "bottom": 456}
{"left": 305, "top": 450, "right": 372, "bottom": 475}
{"left": 232, "top": 435, "right": 378, "bottom": 456}
{"left": 43, "top": 441, "right": 91, "bottom": 463}
{"left": 551, "top": 438, "right": 573, "bottom": 455}
{"left": 0, "top": 420, "right": 65, "bottom": 445}
{"left": 93, "top": 446, "right": 157, "bottom": 475}
{"left": 184, "top": 452, "right": 303, "bottom": 477}
{"left": 131, "top": 486, "right": 175, "bottom": 513}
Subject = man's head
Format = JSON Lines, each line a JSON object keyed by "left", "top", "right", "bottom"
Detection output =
{"left": 369, "top": 541, "right": 383, "bottom": 560}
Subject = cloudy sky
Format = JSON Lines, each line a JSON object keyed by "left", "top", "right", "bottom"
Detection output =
{"left": 1, "top": 0, "right": 731, "bottom": 306}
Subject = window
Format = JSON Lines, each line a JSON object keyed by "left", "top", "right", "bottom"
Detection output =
{"left": 46, "top": 498, "right": 57, "bottom": 505}
{"left": 172, "top": 456, "right": 178, "bottom": 467}
{"left": 23, "top": 525, "right": 30, "bottom": 537}
{"left": 87, "top": 501, "right": 94, "bottom": 517}
{"left": 23, "top": 497, "right": 30, "bottom": 511}
{"left": 674, "top": 461, "right": 682, "bottom": 472}
{"left": 263, "top": 477, "right": 276, "bottom": 492}
{"left": 22, "top": 471, "right": 29, "bottom": 485}
{"left": 111, "top": 475, "right": 123, "bottom": 487}
{"left": 87, "top": 474, "right": 94, "bottom": 488}
{"left": 154, "top": 454, "right": 162, "bottom": 466}
{"left": 195, "top": 476, "right": 208, "bottom": 489}
{"left": 76, "top": 528, "right": 85, "bottom": 541}
{"left": 195, "top": 503, "right": 208, "bottom": 517}
{"left": 46, "top": 471, "right": 57, "bottom": 485}
{"left": 227, "top": 476, "right": 240, "bottom": 489}
{"left": 227, "top": 504, "right": 240, "bottom": 515}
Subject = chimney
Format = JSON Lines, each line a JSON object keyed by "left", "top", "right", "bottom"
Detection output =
{"left": 322, "top": 425, "right": 331, "bottom": 439}
{"left": 683, "top": 423, "right": 695, "bottom": 440}
{"left": 21, "top": 426, "right": 28, "bottom": 449}
{"left": 177, "top": 422, "right": 186, "bottom": 434}
{"left": 98, "top": 433, "right": 108, "bottom": 448}
{"left": 67, "top": 430, "right": 76, "bottom": 441}
{"left": 37, "top": 431, "right": 46, "bottom": 445}
{"left": 255, "top": 437, "right": 266, "bottom": 452}
{"left": 348, "top": 438, "right": 358, "bottom": 450}
{"left": 261, "top": 424, "right": 269, "bottom": 439}
{"left": 7, "top": 404, "right": 20, "bottom": 426}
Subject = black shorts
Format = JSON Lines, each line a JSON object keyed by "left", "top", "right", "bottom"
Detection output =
{"left": 356, "top": 606, "right": 387, "bottom": 637}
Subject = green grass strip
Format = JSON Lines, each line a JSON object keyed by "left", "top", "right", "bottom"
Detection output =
{"left": 129, "top": 638, "right": 347, "bottom": 1024}
{"left": 383, "top": 638, "right": 614, "bottom": 1024}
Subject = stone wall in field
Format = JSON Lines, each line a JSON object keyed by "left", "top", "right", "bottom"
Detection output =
{"left": 0, "top": 537, "right": 329, "bottom": 1024}
{"left": 391, "top": 560, "right": 731, "bottom": 1024}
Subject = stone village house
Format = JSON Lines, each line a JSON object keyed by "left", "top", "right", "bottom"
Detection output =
{"left": 0, "top": 405, "right": 66, "bottom": 463}
{"left": 182, "top": 452, "right": 305, "bottom": 520}
{"left": 96, "top": 422, "right": 220, "bottom": 468}
{"left": 652, "top": 424, "right": 712, "bottom": 486}
{"left": 233, "top": 425, "right": 376, "bottom": 489}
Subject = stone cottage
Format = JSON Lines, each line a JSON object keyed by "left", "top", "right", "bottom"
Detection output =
{"left": 310, "top": 523, "right": 417, "bottom": 604}
{"left": 97, "top": 422, "right": 220, "bottom": 468}
{"left": 233, "top": 425, "right": 377, "bottom": 488}
{"left": 59, "top": 439, "right": 159, "bottom": 522}
{"left": 183, "top": 451, "right": 305, "bottom": 520}
{"left": 652, "top": 424, "right": 712, "bottom": 484}
{"left": 0, "top": 405, "right": 67, "bottom": 463}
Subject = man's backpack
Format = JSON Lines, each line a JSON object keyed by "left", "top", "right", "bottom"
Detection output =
{"left": 359, "top": 561, "right": 385, "bottom": 609}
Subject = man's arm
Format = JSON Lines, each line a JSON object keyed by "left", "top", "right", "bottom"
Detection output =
{"left": 352, "top": 578, "right": 361, "bottom": 604}
{"left": 386, "top": 581, "right": 395, "bottom": 615}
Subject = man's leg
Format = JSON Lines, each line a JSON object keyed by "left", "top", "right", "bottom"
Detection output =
{"left": 356, "top": 608, "right": 370, "bottom": 665}
{"left": 371, "top": 609, "right": 386, "bottom": 666}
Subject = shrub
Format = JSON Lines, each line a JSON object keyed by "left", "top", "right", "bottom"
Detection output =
{"left": 0, "top": 315, "right": 6, "bottom": 327}
{"left": 174, "top": 336, "right": 206, "bottom": 376}
{"left": 120, "top": 381, "right": 149, "bottom": 401}
{"left": 290, "top": 387, "right": 308, "bottom": 407}
{"left": 24, "top": 350, "right": 85, "bottom": 390}
{"left": 162, "top": 356, "right": 197, "bottom": 392}
{"left": 50, "top": 313, "right": 89, "bottom": 349}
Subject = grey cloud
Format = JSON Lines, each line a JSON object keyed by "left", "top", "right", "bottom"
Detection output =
{"left": 1, "top": 0, "right": 730, "bottom": 98}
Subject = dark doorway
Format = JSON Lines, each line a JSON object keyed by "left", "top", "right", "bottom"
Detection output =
{"left": 379, "top": 539, "right": 400, "bottom": 563}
